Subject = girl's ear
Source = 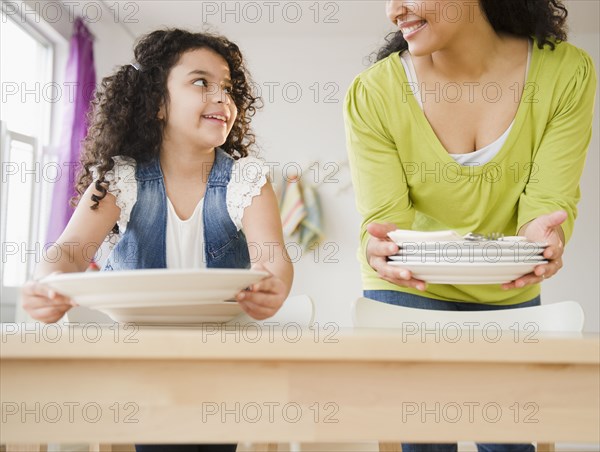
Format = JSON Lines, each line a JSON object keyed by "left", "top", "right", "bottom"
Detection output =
{"left": 157, "top": 104, "right": 165, "bottom": 120}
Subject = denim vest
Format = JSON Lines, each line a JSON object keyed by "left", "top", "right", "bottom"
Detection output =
{"left": 103, "top": 148, "right": 250, "bottom": 270}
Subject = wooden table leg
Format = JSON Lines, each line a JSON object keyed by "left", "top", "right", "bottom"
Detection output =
{"left": 379, "top": 443, "right": 402, "bottom": 452}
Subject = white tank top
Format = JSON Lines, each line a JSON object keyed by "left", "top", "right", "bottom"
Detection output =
{"left": 166, "top": 197, "right": 206, "bottom": 269}
{"left": 400, "top": 39, "right": 533, "bottom": 166}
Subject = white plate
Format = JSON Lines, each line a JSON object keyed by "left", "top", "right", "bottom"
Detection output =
{"left": 389, "top": 255, "right": 547, "bottom": 263}
{"left": 387, "top": 230, "right": 464, "bottom": 243}
{"left": 387, "top": 261, "right": 547, "bottom": 284}
{"left": 395, "top": 248, "right": 544, "bottom": 259}
{"left": 396, "top": 241, "right": 548, "bottom": 251}
{"left": 81, "top": 290, "right": 243, "bottom": 309}
{"left": 42, "top": 269, "right": 269, "bottom": 323}
{"left": 100, "top": 302, "right": 243, "bottom": 325}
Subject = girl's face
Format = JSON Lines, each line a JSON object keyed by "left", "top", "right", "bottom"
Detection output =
{"left": 161, "top": 48, "right": 238, "bottom": 152}
{"left": 386, "top": 0, "right": 482, "bottom": 56}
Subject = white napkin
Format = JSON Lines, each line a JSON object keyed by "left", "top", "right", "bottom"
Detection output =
{"left": 387, "top": 229, "right": 464, "bottom": 244}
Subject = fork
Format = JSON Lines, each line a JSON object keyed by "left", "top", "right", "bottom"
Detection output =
{"left": 464, "top": 232, "right": 505, "bottom": 241}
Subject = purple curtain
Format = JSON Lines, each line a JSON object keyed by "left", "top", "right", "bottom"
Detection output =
{"left": 46, "top": 17, "right": 96, "bottom": 244}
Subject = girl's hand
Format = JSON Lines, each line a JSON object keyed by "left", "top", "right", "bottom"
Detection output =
{"left": 21, "top": 273, "right": 78, "bottom": 323}
{"left": 366, "top": 223, "right": 427, "bottom": 292}
{"left": 502, "top": 211, "right": 567, "bottom": 290}
{"left": 236, "top": 264, "right": 287, "bottom": 320}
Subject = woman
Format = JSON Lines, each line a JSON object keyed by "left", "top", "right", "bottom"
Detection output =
{"left": 344, "top": 1, "right": 596, "bottom": 451}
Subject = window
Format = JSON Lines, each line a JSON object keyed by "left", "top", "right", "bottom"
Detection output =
{"left": 1, "top": 14, "right": 54, "bottom": 294}
{"left": 1, "top": 15, "right": 53, "bottom": 141}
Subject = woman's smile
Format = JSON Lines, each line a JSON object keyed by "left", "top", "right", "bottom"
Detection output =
{"left": 399, "top": 19, "right": 428, "bottom": 39}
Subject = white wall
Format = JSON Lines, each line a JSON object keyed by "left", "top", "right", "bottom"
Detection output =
{"left": 550, "top": 0, "right": 600, "bottom": 331}
{"left": 37, "top": 0, "right": 599, "bottom": 330}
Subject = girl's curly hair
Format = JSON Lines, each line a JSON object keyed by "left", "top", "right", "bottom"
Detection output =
{"left": 375, "top": 0, "right": 568, "bottom": 62}
{"left": 74, "top": 28, "right": 262, "bottom": 223}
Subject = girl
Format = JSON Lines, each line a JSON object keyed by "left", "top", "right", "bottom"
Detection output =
{"left": 22, "top": 28, "right": 294, "bottom": 452}
{"left": 345, "top": 1, "right": 596, "bottom": 452}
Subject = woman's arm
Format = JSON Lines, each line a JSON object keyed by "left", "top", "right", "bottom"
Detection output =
{"left": 516, "top": 50, "right": 597, "bottom": 246}
{"left": 236, "top": 180, "right": 294, "bottom": 320}
{"left": 504, "top": 50, "right": 597, "bottom": 290}
{"left": 344, "top": 76, "right": 425, "bottom": 291}
{"left": 22, "top": 183, "right": 121, "bottom": 322}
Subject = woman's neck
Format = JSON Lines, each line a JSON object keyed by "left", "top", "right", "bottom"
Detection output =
{"left": 423, "top": 24, "right": 517, "bottom": 81}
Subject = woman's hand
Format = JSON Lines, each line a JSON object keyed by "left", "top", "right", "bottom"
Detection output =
{"left": 367, "top": 223, "right": 427, "bottom": 291}
{"left": 236, "top": 264, "right": 287, "bottom": 320}
{"left": 502, "top": 211, "right": 567, "bottom": 290}
{"left": 21, "top": 273, "right": 78, "bottom": 323}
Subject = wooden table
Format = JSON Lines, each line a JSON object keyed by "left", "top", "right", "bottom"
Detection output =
{"left": 1, "top": 324, "right": 598, "bottom": 446}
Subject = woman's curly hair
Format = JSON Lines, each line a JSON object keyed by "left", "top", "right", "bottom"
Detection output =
{"left": 375, "top": 0, "right": 568, "bottom": 61}
{"left": 74, "top": 28, "right": 262, "bottom": 221}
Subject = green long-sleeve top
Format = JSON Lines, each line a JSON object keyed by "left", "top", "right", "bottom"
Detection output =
{"left": 344, "top": 39, "right": 597, "bottom": 304}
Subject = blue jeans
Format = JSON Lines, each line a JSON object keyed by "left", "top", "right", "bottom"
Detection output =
{"left": 400, "top": 444, "right": 534, "bottom": 452}
{"left": 363, "top": 291, "right": 541, "bottom": 311}
{"left": 364, "top": 290, "right": 539, "bottom": 452}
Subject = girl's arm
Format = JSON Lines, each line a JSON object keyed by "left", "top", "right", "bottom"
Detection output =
{"left": 35, "top": 182, "right": 121, "bottom": 277}
{"left": 22, "top": 183, "right": 121, "bottom": 323}
{"left": 236, "top": 180, "right": 294, "bottom": 320}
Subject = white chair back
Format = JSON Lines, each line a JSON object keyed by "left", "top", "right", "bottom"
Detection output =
{"left": 351, "top": 297, "right": 584, "bottom": 332}
{"left": 228, "top": 294, "right": 315, "bottom": 327}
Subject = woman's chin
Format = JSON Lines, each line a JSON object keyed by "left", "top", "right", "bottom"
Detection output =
{"left": 407, "top": 43, "right": 432, "bottom": 57}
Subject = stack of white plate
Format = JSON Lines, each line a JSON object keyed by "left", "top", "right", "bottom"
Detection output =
{"left": 42, "top": 269, "right": 268, "bottom": 325}
{"left": 386, "top": 230, "right": 548, "bottom": 285}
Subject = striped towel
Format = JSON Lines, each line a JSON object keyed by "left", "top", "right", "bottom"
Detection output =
{"left": 297, "top": 182, "right": 323, "bottom": 251}
{"left": 279, "top": 177, "right": 307, "bottom": 238}
{"left": 279, "top": 178, "right": 323, "bottom": 252}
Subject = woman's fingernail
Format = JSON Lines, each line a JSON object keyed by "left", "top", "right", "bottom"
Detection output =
{"left": 400, "top": 271, "right": 410, "bottom": 279}
{"left": 546, "top": 250, "right": 553, "bottom": 258}
{"left": 238, "top": 292, "right": 245, "bottom": 300}
{"left": 254, "top": 284, "right": 260, "bottom": 291}
{"left": 516, "top": 281, "right": 524, "bottom": 288}
{"left": 388, "top": 244, "right": 397, "bottom": 253}
{"left": 48, "top": 290, "right": 56, "bottom": 299}
{"left": 417, "top": 284, "right": 426, "bottom": 291}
